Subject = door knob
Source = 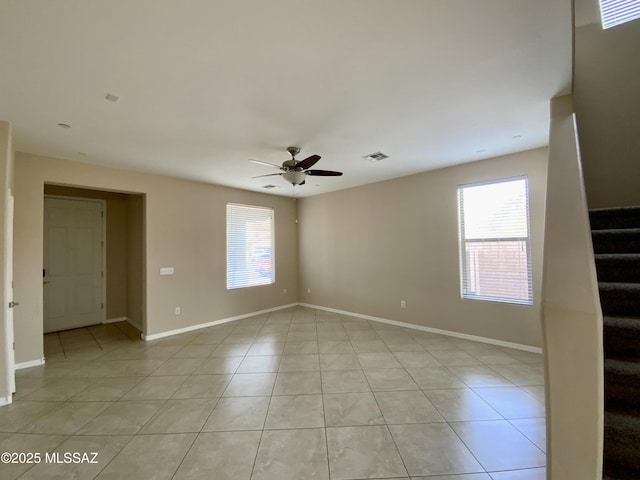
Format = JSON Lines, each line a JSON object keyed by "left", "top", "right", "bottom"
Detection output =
{"left": 9, "top": 301, "right": 19, "bottom": 308}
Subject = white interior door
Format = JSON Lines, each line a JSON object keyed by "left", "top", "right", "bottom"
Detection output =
{"left": 44, "top": 197, "right": 105, "bottom": 333}
{"left": 5, "top": 194, "right": 15, "bottom": 393}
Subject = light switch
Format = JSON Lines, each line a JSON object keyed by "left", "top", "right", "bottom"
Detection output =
{"left": 160, "top": 267, "right": 174, "bottom": 275}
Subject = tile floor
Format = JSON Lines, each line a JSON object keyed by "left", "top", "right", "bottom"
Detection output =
{"left": 1, "top": 307, "right": 546, "bottom": 479}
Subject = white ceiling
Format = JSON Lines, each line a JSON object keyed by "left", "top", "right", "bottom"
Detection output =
{"left": 0, "top": 0, "right": 571, "bottom": 197}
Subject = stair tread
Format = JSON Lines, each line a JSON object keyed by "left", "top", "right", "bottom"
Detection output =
{"left": 604, "top": 315, "right": 640, "bottom": 330}
{"left": 596, "top": 253, "right": 640, "bottom": 260}
{"left": 599, "top": 282, "right": 640, "bottom": 292}
{"left": 605, "top": 358, "right": 640, "bottom": 376}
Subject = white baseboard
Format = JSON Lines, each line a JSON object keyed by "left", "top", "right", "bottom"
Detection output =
{"left": 0, "top": 395, "right": 12, "bottom": 407}
{"left": 299, "top": 303, "right": 543, "bottom": 354}
{"left": 104, "top": 316, "right": 128, "bottom": 324}
{"left": 15, "top": 358, "right": 46, "bottom": 370}
{"left": 142, "top": 303, "right": 298, "bottom": 342}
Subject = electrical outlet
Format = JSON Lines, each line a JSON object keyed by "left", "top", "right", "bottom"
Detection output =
{"left": 175, "top": 307, "right": 181, "bottom": 315}
{"left": 400, "top": 300, "right": 406, "bottom": 309}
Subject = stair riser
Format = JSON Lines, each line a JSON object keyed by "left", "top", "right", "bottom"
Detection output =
{"left": 596, "top": 262, "right": 640, "bottom": 283}
{"left": 604, "top": 433, "right": 640, "bottom": 470}
{"left": 605, "top": 383, "right": 640, "bottom": 408}
{"left": 590, "top": 210, "right": 640, "bottom": 230}
{"left": 600, "top": 296, "right": 640, "bottom": 317}
{"left": 592, "top": 233, "right": 640, "bottom": 254}
{"left": 605, "top": 333, "right": 640, "bottom": 358}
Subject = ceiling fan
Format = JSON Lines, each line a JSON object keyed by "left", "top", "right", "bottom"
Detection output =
{"left": 250, "top": 146, "right": 343, "bottom": 186}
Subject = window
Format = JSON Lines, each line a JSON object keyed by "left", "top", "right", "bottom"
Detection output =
{"left": 226, "top": 203, "right": 274, "bottom": 289}
{"left": 600, "top": 0, "right": 640, "bottom": 29}
{"left": 457, "top": 177, "right": 533, "bottom": 305}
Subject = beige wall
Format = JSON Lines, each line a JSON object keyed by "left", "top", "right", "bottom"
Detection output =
{"left": 298, "top": 148, "right": 548, "bottom": 347}
{"left": 0, "top": 121, "right": 13, "bottom": 400}
{"left": 542, "top": 95, "right": 603, "bottom": 479}
{"left": 574, "top": 18, "right": 640, "bottom": 208}
{"left": 43, "top": 185, "right": 131, "bottom": 320}
{"left": 13, "top": 152, "right": 298, "bottom": 364}
{"left": 127, "top": 194, "right": 145, "bottom": 330}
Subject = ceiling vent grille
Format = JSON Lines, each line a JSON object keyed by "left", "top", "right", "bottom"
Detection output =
{"left": 263, "top": 185, "right": 278, "bottom": 189}
{"left": 363, "top": 151, "right": 389, "bottom": 162}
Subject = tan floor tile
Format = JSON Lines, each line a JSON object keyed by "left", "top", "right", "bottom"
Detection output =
{"left": 327, "top": 425, "right": 407, "bottom": 479}
{"left": 265, "top": 394, "right": 324, "bottom": 429}
{"left": 323, "top": 392, "right": 385, "bottom": 426}
{"left": 424, "top": 389, "right": 502, "bottom": 422}
{"left": 172, "top": 374, "right": 231, "bottom": 399}
{"left": 19, "top": 402, "right": 110, "bottom": 434}
{"left": 389, "top": 423, "right": 483, "bottom": 476}
{"left": 77, "top": 400, "right": 164, "bottom": 434}
{"left": 95, "top": 433, "right": 196, "bottom": 480}
{"left": 451, "top": 420, "right": 546, "bottom": 471}
{"left": 18, "top": 435, "right": 131, "bottom": 480}
{"left": 374, "top": 390, "right": 444, "bottom": 424}
{"left": 174, "top": 431, "right": 261, "bottom": 480}
{"left": 321, "top": 369, "right": 371, "bottom": 393}
{"left": 141, "top": 398, "right": 217, "bottom": 433}
{"left": 253, "top": 428, "right": 329, "bottom": 480}
{"left": 120, "top": 375, "right": 188, "bottom": 400}
{"left": 202, "top": 396, "right": 270, "bottom": 431}
{"left": 273, "top": 371, "right": 322, "bottom": 395}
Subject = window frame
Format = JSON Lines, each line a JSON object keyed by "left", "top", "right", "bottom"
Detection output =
{"left": 457, "top": 175, "right": 533, "bottom": 306}
{"left": 226, "top": 202, "right": 275, "bottom": 290}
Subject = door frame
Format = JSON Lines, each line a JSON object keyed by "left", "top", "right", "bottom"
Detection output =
{"left": 3, "top": 192, "right": 15, "bottom": 402}
{"left": 43, "top": 195, "right": 107, "bottom": 330}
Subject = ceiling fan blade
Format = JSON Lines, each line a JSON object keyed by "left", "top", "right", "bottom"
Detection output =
{"left": 296, "top": 155, "right": 321, "bottom": 170}
{"left": 249, "top": 159, "right": 283, "bottom": 169}
{"left": 305, "top": 169, "right": 343, "bottom": 176}
{"left": 252, "top": 173, "right": 283, "bottom": 178}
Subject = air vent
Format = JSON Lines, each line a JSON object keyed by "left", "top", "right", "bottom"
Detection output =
{"left": 363, "top": 151, "right": 388, "bottom": 162}
{"left": 263, "top": 185, "right": 278, "bottom": 189}
{"left": 105, "top": 93, "right": 119, "bottom": 103}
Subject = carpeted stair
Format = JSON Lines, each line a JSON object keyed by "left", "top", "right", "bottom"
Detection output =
{"left": 590, "top": 206, "right": 640, "bottom": 479}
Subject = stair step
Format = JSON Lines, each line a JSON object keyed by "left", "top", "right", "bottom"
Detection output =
{"left": 599, "top": 282, "right": 640, "bottom": 317}
{"left": 605, "top": 358, "right": 640, "bottom": 408}
{"left": 595, "top": 254, "right": 640, "bottom": 283}
{"left": 592, "top": 228, "right": 640, "bottom": 254}
{"left": 604, "top": 409, "right": 640, "bottom": 471}
{"left": 590, "top": 206, "right": 640, "bottom": 230}
{"left": 604, "top": 316, "right": 640, "bottom": 358}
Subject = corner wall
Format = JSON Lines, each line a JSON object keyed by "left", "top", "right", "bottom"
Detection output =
{"left": 298, "top": 148, "right": 548, "bottom": 348}
{"left": 542, "top": 95, "right": 603, "bottom": 480}
{"left": 13, "top": 152, "right": 298, "bottom": 364}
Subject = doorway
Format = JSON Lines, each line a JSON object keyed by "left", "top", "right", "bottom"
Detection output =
{"left": 43, "top": 196, "right": 105, "bottom": 333}
{"left": 42, "top": 184, "right": 145, "bottom": 337}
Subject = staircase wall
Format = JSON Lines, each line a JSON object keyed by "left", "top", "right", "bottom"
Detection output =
{"left": 542, "top": 95, "right": 603, "bottom": 480}
{"left": 573, "top": 8, "right": 640, "bottom": 209}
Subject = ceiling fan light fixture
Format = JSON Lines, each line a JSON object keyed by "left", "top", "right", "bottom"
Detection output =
{"left": 282, "top": 170, "right": 307, "bottom": 186}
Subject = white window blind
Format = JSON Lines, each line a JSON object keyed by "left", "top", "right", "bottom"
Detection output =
{"left": 600, "top": 0, "right": 640, "bottom": 29}
{"left": 457, "top": 177, "right": 533, "bottom": 305}
{"left": 226, "top": 203, "right": 274, "bottom": 290}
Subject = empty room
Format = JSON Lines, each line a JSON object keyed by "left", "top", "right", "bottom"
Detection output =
{"left": 1, "top": 1, "right": 639, "bottom": 479}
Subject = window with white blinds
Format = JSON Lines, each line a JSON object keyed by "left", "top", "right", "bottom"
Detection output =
{"left": 457, "top": 177, "right": 533, "bottom": 305}
{"left": 226, "top": 203, "right": 274, "bottom": 290}
{"left": 600, "top": 0, "right": 640, "bottom": 29}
